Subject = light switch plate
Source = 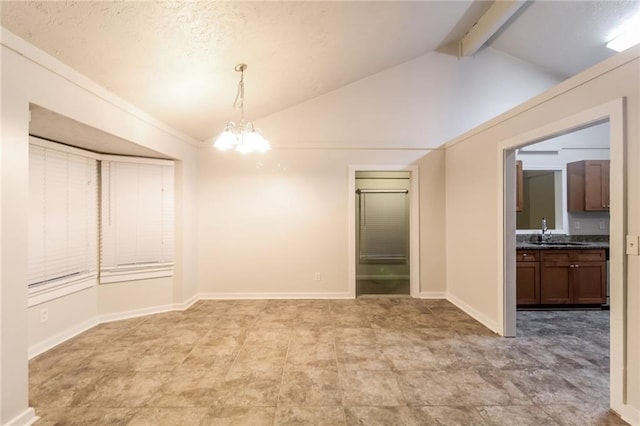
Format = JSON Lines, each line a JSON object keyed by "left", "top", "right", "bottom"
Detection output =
{"left": 626, "top": 235, "right": 639, "bottom": 256}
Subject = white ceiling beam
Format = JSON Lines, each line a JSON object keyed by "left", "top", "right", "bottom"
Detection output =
{"left": 458, "top": 0, "right": 527, "bottom": 57}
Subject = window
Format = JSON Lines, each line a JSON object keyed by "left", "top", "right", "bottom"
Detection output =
{"left": 100, "top": 157, "right": 174, "bottom": 283}
{"left": 28, "top": 140, "right": 99, "bottom": 306}
{"left": 27, "top": 138, "right": 175, "bottom": 305}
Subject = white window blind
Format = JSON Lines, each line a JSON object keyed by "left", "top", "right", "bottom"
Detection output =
{"left": 358, "top": 190, "right": 408, "bottom": 263}
{"left": 100, "top": 159, "right": 174, "bottom": 283}
{"left": 28, "top": 143, "right": 98, "bottom": 304}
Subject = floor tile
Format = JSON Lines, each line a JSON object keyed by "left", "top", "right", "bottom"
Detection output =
{"left": 339, "top": 370, "right": 405, "bottom": 406}
{"left": 477, "top": 405, "right": 559, "bottom": 425}
{"left": 201, "top": 406, "right": 275, "bottom": 425}
{"left": 412, "top": 406, "right": 490, "bottom": 426}
{"left": 274, "top": 406, "right": 345, "bottom": 426}
{"left": 279, "top": 368, "right": 342, "bottom": 406}
{"left": 34, "top": 407, "right": 138, "bottom": 426}
{"left": 28, "top": 301, "right": 619, "bottom": 425}
{"left": 127, "top": 407, "right": 209, "bottom": 425}
{"left": 285, "top": 342, "right": 338, "bottom": 371}
{"left": 345, "top": 406, "right": 420, "bottom": 426}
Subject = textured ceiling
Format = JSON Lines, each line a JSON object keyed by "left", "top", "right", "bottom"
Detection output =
{"left": 1, "top": 0, "right": 485, "bottom": 142}
{"left": 2, "top": 1, "right": 638, "bottom": 146}
{"left": 488, "top": 0, "right": 640, "bottom": 79}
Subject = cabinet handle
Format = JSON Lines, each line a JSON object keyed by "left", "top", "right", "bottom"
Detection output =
{"left": 523, "top": 254, "right": 527, "bottom": 257}
{"left": 575, "top": 264, "right": 579, "bottom": 268}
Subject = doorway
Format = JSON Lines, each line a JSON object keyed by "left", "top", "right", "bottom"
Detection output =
{"left": 355, "top": 171, "right": 410, "bottom": 296}
{"left": 499, "top": 99, "right": 626, "bottom": 415}
{"left": 348, "top": 165, "right": 420, "bottom": 298}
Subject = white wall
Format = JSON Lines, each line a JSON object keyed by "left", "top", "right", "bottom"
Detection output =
{"left": 0, "top": 30, "right": 199, "bottom": 424}
{"left": 444, "top": 49, "right": 640, "bottom": 420}
{"left": 257, "top": 47, "right": 559, "bottom": 149}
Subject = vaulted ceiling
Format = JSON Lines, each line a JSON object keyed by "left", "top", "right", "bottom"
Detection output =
{"left": 1, "top": 1, "right": 638, "bottom": 143}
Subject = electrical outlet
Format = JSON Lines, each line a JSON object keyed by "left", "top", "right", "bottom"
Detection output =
{"left": 314, "top": 272, "right": 322, "bottom": 281}
{"left": 599, "top": 221, "right": 606, "bottom": 230}
{"left": 574, "top": 221, "right": 581, "bottom": 230}
{"left": 40, "top": 308, "right": 48, "bottom": 323}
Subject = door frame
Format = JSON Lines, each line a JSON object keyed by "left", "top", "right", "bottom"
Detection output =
{"left": 348, "top": 165, "right": 420, "bottom": 298}
{"left": 498, "top": 98, "right": 626, "bottom": 413}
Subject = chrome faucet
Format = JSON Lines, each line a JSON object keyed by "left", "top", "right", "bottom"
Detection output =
{"left": 540, "top": 217, "right": 552, "bottom": 242}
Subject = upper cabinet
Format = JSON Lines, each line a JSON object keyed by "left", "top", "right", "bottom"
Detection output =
{"left": 567, "top": 160, "right": 610, "bottom": 212}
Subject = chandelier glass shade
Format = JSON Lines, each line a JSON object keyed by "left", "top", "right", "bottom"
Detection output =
{"left": 214, "top": 64, "right": 270, "bottom": 154}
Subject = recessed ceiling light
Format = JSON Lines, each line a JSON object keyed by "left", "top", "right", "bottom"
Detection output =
{"left": 606, "top": 12, "right": 640, "bottom": 52}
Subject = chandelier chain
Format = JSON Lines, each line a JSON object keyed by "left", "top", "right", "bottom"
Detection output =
{"left": 233, "top": 67, "right": 245, "bottom": 122}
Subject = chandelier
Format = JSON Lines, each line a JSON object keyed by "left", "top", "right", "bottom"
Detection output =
{"left": 214, "top": 64, "right": 271, "bottom": 154}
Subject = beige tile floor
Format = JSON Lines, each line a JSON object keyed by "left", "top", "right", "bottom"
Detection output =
{"left": 30, "top": 298, "right": 627, "bottom": 425}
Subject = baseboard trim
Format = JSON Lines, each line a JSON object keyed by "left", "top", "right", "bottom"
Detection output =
{"left": 28, "top": 317, "right": 98, "bottom": 359}
{"left": 99, "top": 292, "right": 200, "bottom": 324}
{"left": 175, "top": 292, "right": 200, "bottom": 310}
{"left": 619, "top": 404, "right": 640, "bottom": 426}
{"left": 446, "top": 292, "right": 501, "bottom": 334}
{"left": 98, "top": 303, "right": 176, "bottom": 325}
{"left": 29, "top": 293, "right": 199, "bottom": 359}
{"left": 419, "top": 291, "right": 447, "bottom": 299}
{"left": 198, "top": 292, "right": 353, "bottom": 300}
{"left": 6, "top": 407, "right": 38, "bottom": 426}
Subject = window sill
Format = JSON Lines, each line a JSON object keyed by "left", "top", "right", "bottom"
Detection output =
{"left": 28, "top": 275, "right": 97, "bottom": 307}
{"left": 99, "top": 264, "right": 173, "bottom": 284}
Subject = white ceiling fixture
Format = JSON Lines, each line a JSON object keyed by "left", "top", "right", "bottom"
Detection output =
{"left": 606, "top": 11, "right": 640, "bottom": 52}
{"left": 214, "top": 64, "right": 270, "bottom": 154}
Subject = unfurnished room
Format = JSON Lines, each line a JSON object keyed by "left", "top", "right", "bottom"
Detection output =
{"left": 1, "top": 1, "right": 639, "bottom": 425}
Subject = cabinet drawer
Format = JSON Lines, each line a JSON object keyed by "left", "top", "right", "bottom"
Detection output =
{"left": 541, "top": 250, "right": 572, "bottom": 263}
{"left": 516, "top": 250, "right": 538, "bottom": 262}
{"left": 541, "top": 249, "right": 606, "bottom": 263}
{"left": 573, "top": 250, "right": 606, "bottom": 262}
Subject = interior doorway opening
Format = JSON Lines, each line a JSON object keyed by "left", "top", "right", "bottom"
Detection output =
{"left": 500, "top": 99, "right": 626, "bottom": 416}
{"left": 348, "top": 165, "right": 420, "bottom": 299}
{"left": 355, "top": 171, "right": 411, "bottom": 297}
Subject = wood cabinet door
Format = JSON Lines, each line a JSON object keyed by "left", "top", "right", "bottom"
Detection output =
{"left": 540, "top": 262, "right": 572, "bottom": 304}
{"left": 584, "top": 160, "right": 610, "bottom": 211}
{"left": 516, "top": 261, "right": 540, "bottom": 305}
{"left": 567, "top": 161, "right": 585, "bottom": 212}
{"left": 572, "top": 262, "right": 607, "bottom": 304}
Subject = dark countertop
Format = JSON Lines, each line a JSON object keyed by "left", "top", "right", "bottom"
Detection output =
{"left": 516, "top": 241, "right": 609, "bottom": 250}
{"left": 516, "top": 234, "right": 609, "bottom": 251}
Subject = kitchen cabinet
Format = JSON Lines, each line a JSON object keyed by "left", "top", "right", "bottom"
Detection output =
{"left": 567, "top": 160, "right": 610, "bottom": 212}
{"left": 540, "top": 249, "right": 606, "bottom": 305}
{"left": 516, "top": 250, "right": 539, "bottom": 305}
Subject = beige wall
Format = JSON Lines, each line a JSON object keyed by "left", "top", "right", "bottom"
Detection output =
{"left": 196, "top": 148, "right": 432, "bottom": 296}
{"left": 1, "top": 32, "right": 199, "bottom": 423}
{"left": 417, "top": 150, "right": 447, "bottom": 296}
{"left": 444, "top": 50, "right": 640, "bottom": 418}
